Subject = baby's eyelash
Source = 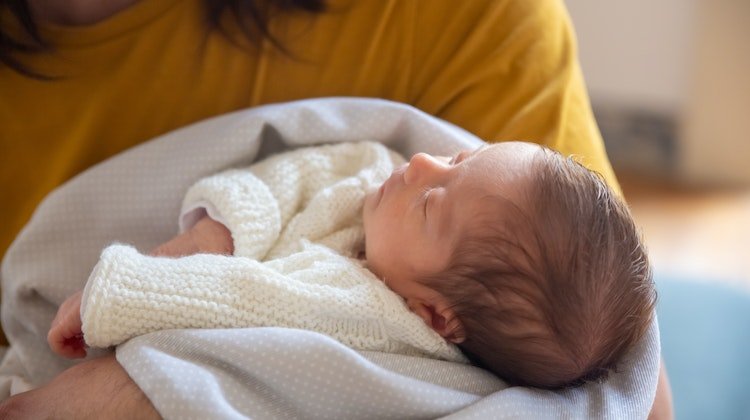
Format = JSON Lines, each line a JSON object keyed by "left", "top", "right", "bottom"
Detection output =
{"left": 450, "top": 151, "right": 469, "bottom": 165}
{"left": 421, "top": 187, "right": 432, "bottom": 218}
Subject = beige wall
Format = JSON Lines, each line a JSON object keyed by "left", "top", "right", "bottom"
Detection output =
{"left": 565, "top": 0, "right": 698, "bottom": 112}
{"left": 566, "top": 0, "right": 750, "bottom": 185}
{"left": 682, "top": 0, "right": 750, "bottom": 185}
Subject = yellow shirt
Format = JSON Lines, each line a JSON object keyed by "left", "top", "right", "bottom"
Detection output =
{"left": 0, "top": 0, "right": 615, "bottom": 259}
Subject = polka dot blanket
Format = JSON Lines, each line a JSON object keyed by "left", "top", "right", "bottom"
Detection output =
{"left": 0, "top": 98, "right": 660, "bottom": 418}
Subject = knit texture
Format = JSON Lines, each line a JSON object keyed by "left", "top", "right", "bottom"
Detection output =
{"left": 81, "top": 142, "right": 467, "bottom": 363}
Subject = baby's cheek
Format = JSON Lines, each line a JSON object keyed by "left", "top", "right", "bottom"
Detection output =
{"left": 364, "top": 240, "right": 389, "bottom": 278}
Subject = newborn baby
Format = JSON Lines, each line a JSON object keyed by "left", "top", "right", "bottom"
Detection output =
{"left": 49, "top": 141, "right": 655, "bottom": 389}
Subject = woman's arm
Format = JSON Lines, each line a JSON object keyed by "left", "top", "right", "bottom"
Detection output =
{"left": 649, "top": 360, "right": 675, "bottom": 420}
{"left": 0, "top": 354, "right": 159, "bottom": 419}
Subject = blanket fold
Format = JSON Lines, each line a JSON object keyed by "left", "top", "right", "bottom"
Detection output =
{"left": 0, "top": 98, "right": 660, "bottom": 419}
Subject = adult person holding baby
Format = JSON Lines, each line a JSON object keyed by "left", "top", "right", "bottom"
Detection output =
{"left": 0, "top": 0, "right": 672, "bottom": 418}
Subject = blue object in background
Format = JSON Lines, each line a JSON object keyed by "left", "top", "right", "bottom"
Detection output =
{"left": 656, "top": 278, "right": 750, "bottom": 420}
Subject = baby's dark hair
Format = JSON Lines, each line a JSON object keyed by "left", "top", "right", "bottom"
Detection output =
{"left": 421, "top": 146, "right": 656, "bottom": 389}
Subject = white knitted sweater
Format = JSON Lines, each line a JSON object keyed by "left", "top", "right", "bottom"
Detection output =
{"left": 80, "top": 142, "right": 466, "bottom": 363}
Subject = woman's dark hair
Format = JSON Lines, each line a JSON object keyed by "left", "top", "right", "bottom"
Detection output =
{"left": 0, "top": 0, "right": 47, "bottom": 77}
{"left": 0, "top": 0, "right": 326, "bottom": 78}
{"left": 203, "top": 0, "right": 325, "bottom": 54}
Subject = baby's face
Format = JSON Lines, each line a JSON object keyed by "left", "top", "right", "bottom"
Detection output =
{"left": 363, "top": 141, "right": 538, "bottom": 301}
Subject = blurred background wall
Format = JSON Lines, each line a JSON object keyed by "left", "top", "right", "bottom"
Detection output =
{"left": 567, "top": 0, "right": 750, "bottom": 186}
{"left": 565, "top": 0, "right": 750, "bottom": 288}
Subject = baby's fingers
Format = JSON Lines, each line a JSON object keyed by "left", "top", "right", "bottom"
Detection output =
{"left": 48, "top": 292, "right": 87, "bottom": 358}
{"left": 48, "top": 323, "right": 87, "bottom": 359}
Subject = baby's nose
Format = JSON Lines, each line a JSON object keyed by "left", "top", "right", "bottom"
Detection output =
{"left": 404, "top": 153, "right": 447, "bottom": 185}
{"left": 409, "top": 152, "right": 433, "bottom": 166}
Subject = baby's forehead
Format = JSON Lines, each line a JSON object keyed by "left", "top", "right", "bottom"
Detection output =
{"left": 457, "top": 166, "right": 536, "bottom": 212}
{"left": 448, "top": 180, "right": 541, "bottom": 255}
{"left": 446, "top": 190, "right": 522, "bottom": 242}
{"left": 483, "top": 141, "right": 543, "bottom": 160}
{"left": 468, "top": 144, "right": 541, "bottom": 182}
{"left": 439, "top": 143, "right": 545, "bottom": 246}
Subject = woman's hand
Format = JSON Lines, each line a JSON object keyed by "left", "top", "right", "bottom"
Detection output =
{"left": 151, "top": 215, "right": 234, "bottom": 257}
{"left": 47, "top": 290, "right": 86, "bottom": 358}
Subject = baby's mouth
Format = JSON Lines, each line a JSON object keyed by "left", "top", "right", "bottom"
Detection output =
{"left": 364, "top": 183, "right": 385, "bottom": 211}
{"left": 376, "top": 182, "right": 386, "bottom": 203}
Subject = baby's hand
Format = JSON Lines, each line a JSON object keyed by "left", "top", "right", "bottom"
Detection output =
{"left": 150, "top": 216, "right": 234, "bottom": 257}
{"left": 47, "top": 290, "right": 86, "bottom": 359}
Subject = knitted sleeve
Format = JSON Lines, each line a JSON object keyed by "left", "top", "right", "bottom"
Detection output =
{"left": 80, "top": 243, "right": 363, "bottom": 347}
{"left": 180, "top": 169, "right": 281, "bottom": 260}
{"left": 178, "top": 142, "right": 402, "bottom": 259}
{"left": 80, "top": 244, "right": 465, "bottom": 362}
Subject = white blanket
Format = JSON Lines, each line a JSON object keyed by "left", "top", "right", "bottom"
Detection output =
{"left": 0, "top": 97, "right": 660, "bottom": 418}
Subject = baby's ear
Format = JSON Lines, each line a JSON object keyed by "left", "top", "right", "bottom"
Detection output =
{"left": 408, "top": 299, "right": 466, "bottom": 344}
